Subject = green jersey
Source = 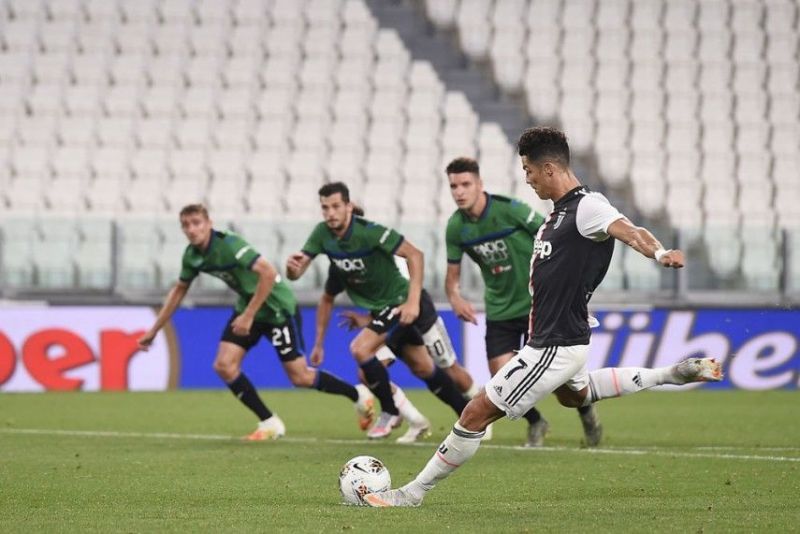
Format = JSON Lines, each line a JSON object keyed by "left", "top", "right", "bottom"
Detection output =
{"left": 179, "top": 230, "right": 297, "bottom": 324}
{"left": 445, "top": 193, "right": 545, "bottom": 321}
{"left": 302, "top": 216, "right": 408, "bottom": 312}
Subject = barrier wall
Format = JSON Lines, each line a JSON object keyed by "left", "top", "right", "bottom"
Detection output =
{"left": 1, "top": 306, "right": 798, "bottom": 391}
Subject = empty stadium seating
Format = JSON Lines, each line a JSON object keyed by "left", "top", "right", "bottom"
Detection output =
{"left": 0, "top": 0, "right": 797, "bottom": 297}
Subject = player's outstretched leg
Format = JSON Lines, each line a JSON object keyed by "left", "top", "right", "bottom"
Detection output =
{"left": 365, "top": 391, "right": 500, "bottom": 508}
{"left": 583, "top": 358, "right": 723, "bottom": 405}
{"left": 393, "top": 384, "right": 432, "bottom": 444}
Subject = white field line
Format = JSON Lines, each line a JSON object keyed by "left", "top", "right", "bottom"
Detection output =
{"left": 2, "top": 427, "right": 800, "bottom": 463}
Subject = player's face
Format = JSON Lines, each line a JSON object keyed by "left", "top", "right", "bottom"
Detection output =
{"left": 320, "top": 193, "right": 352, "bottom": 233}
{"left": 448, "top": 172, "right": 483, "bottom": 211}
{"left": 180, "top": 213, "right": 212, "bottom": 247}
{"left": 521, "top": 155, "right": 549, "bottom": 200}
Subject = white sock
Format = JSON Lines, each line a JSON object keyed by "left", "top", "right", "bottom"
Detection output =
{"left": 405, "top": 422, "right": 483, "bottom": 498}
{"left": 585, "top": 366, "right": 675, "bottom": 404}
{"left": 392, "top": 384, "right": 428, "bottom": 426}
{"left": 463, "top": 381, "right": 480, "bottom": 400}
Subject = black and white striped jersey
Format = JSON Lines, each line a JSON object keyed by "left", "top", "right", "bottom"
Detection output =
{"left": 527, "top": 186, "right": 624, "bottom": 348}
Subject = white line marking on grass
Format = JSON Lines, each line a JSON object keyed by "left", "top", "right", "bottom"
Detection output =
{"left": 2, "top": 428, "right": 799, "bottom": 463}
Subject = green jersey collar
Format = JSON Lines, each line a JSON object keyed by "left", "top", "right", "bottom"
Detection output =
{"left": 462, "top": 192, "right": 492, "bottom": 222}
{"left": 330, "top": 215, "right": 357, "bottom": 242}
{"left": 196, "top": 229, "right": 221, "bottom": 255}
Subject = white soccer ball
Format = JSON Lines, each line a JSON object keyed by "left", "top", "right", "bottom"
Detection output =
{"left": 338, "top": 455, "right": 391, "bottom": 505}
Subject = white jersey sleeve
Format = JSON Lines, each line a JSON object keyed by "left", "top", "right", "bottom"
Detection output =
{"left": 575, "top": 192, "right": 625, "bottom": 242}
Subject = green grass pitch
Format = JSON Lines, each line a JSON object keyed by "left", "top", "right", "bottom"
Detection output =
{"left": 2, "top": 389, "right": 799, "bottom": 532}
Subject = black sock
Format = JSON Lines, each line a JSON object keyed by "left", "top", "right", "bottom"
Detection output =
{"left": 577, "top": 405, "right": 592, "bottom": 415}
{"left": 523, "top": 406, "right": 542, "bottom": 425}
{"left": 227, "top": 373, "right": 272, "bottom": 421}
{"left": 314, "top": 370, "right": 359, "bottom": 402}
{"left": 359, "top": 357, "right": 398, "bottom": 415}
{"left": 423, "top": 366, "right": 467, "bottom": 416}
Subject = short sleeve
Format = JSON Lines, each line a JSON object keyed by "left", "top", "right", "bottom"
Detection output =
{"left": 226, "top": 234, "right": 261, "bottom": 269}
{"left": 445, "top": 216, "right": 462, "bottom": 264}
{"left": 179, "top": 249, "right": 198, "bottom": 283}
{"left": 301, "top": 223, "right": 325, "bottom": 257}
{"left": 575, "top": 193, "right": 625, "bottom": 242}
{"left": 324, "top": 264, "right": 345, "bottom": 296}
{"left": 366, "top": 221, "right": 404, "bottom": 255}
{"left": 509, "top": 198, "right": 545, "bottom": 236}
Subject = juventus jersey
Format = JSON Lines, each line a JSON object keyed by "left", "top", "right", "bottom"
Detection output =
{"left": 527, "top": 186, "right": 624, "bottom": 348}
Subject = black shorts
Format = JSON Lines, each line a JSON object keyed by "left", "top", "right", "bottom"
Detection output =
{"left": 220, "top": 311, "right": 305, "bottom": 362}
{"left": 485, "top": 316, "right": 529, "bottom": 360}
{"left": 367, "top": 289, "right": 438, "bottom": 355}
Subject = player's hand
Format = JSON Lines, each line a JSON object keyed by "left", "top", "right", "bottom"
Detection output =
{"left": 452, "top": 296, "right": 478, "bottom": 325}
{"left": 137, "top": 331, "right": 156, "bottom": 351}
{"left": 310, "top": 344, "right": 324, "bottom": 366}
{"left": 338, "top": 310, "right": 370, "bottom": 331}
{"left": 393, "top": 300, "right": 420, "bottom": 326}
{"left": 285, "top": 252, "right": 306, "bottom": 277}
{"left": 658, "top": 249, "right": 685, "bottom": 269}
{"left": 231, "top": 313, "right": 254, "bottom": 336}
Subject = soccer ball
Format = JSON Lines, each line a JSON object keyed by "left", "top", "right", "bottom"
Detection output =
{"left": 338, "top": 455, "right": 391, "bottom": 505}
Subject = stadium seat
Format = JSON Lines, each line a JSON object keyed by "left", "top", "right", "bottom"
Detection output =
{"left": 623, "top": 246, "right": 663, "bottom": 290}
{"left": 116, "top": 217, "right": 161, "bottom": 288}
{"left": 34, "top": 217, "right": 79, "bottom": 288}
{"left": 213, "top": 119, "right": 250, "bottom": 151}
{"left": 0, "top": 216, "right": 39, "bottom": 287}
{"left": 74, "top": 216, "right": 113, "bottom": 289}
{"left": 174, "top": 118, "right": 212, "bottom": 149}
{"left": 17, "top": 116, "right": 58, "bottom": 146}
{"left": 94, "top": 117, "right": 133, "bottom": 148}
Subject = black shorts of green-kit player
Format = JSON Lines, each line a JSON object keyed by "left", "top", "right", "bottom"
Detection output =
{"left": 367, "top": 289, "right": 466, "bottom": 416}
{"left": 221, "top": 311, "right": 305, "bottom": 362}
{"left": 484, "top": 315, "right": 546, "bottom": 425}
{"left": 367, "top": 289, "right": 437, "bottom": 355}
{"left": 485, "top": 316, "right": 530, "bottom": 360}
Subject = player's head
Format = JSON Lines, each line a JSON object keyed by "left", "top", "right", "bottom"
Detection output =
{"left": 446, "top": 157, "right": 483, "bottom": 211}
{"left": 179, "top": 203, "right": 212, "bottom": 248}
{"left": 318, "top": 182, "right": 353, "bottom": 233}
{"left": 517, "top": 127, "right": 571, "bottom": 200}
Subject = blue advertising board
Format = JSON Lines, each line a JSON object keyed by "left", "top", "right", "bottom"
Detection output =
{"left": 462, "top": 308, "right": 800, "bottom": 391}
{"left": 173, "top": 306, "right": 799, "bottom": 390}
{"left": 172, "top": 306, "right": 464, "bottom": 389}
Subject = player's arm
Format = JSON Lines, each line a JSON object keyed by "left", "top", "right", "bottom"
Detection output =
{"left": 445, "top": 262, "right": 477, "bottom": 325}
{"left": 393, "top": 239, "right": 423, "bottom": 325}
{"left": 285, "top": 252, "right": 313, "bottom": 280}
{"left": 606, "top": 218, "right": 685, "bottom": 268}
{"left": 310, "top": 291, "right": 336, "bottom": 366}
{"left": 231, "top": 257, "right": 278, "bottom": 335}
{"left": 138, "top": 280, "right": 190, "bottom": 350}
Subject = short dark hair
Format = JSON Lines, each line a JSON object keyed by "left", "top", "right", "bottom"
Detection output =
{"left": 179, "top": 203, "right": 209, "bottom": 219}
{"left": 351, "top": 203, "right": 365, "bottom": 217}
{"left": 318, "top": 182, "right": 350, "bottom": 203}
{"left": 445, "top": 157, "right": 480, "bottom": 176}
{"left": 516, "top": 127, "right": 570, "bottom": 167}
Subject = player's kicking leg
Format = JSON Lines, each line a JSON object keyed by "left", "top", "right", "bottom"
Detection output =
{"left": 555, "top": 357, "right": 724, "bottom": 409}
{"left": 364, "top": 345, "right": 607, "bottom": 507}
